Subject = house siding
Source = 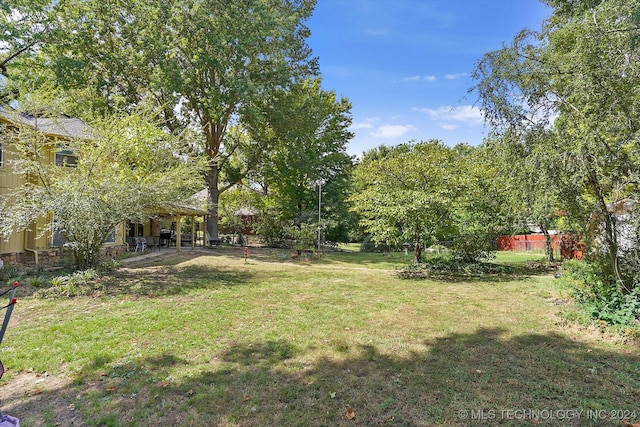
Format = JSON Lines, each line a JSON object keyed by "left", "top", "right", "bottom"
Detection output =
{"left": 0, "top": 109, "right": 129, "bottom": 264}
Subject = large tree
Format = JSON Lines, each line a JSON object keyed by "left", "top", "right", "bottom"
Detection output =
{"left": 3, "top": 0, "right": 319, "bottom": 241}
{"left": 247, "top": 78, "right": 354, "bottom": 245}
{"left": 482, "top": 129, "right": 572, "bottom": 264}
{"left": 472, "top": 0, "right": 640, "bottom": 289}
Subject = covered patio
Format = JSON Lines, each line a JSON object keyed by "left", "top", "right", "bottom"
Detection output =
{"left": 127, "top": 200, "right": 209, "bottom": 253}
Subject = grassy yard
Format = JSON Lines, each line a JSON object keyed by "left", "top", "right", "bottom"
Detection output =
{"left": 0, "top": 248, "right": 638, "bottom": 426}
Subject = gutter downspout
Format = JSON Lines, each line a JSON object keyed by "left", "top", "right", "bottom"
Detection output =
{"left": 24, "top": 233, "right": 39, "bottom": 266}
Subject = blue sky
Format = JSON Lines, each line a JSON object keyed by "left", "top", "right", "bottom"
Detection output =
{"left": 307, "top": 0, "right": 551, "bottom": 157}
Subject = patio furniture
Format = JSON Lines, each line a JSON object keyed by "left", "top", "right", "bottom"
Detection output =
{"left": 134, "top": 237, "right": 147, "bottom": 252}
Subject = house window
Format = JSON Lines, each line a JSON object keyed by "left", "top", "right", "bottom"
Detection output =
{"left": 105, "top": 228, "right": 116, "bottom": 243}
{"left": 55, "top": 146, "right": 77, "bottom": 167}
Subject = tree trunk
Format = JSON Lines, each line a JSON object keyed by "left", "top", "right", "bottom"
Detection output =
{"left": 588, "top": 168, "right": 624, "bottom": 292}
{"left": 413, "top": 230, "right": 422, "bottom": 263}
{"left": 204, "top": 121, "right": 224, "bottom": 243}
{"left": 206, "top": 168, "right": 221, "bottom": 242}
{"left": 540, "top": 223, "right": 555, "bottom": 265}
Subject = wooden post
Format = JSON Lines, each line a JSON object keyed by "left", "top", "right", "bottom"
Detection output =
{"left": 191, "top": 215, "right": 196, "bottom": 250}
{"left": 176, "top": 214, "right": 182, "bottom": 252}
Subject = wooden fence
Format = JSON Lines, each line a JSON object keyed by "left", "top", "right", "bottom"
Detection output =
{"left": 497, "top": 233, "right": 583, "bottom": 259}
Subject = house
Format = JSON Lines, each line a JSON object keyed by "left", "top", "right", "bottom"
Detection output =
{"left": 0, "top": 105, "right": 130, "bottom": 265}
{"left": 0, "top": 105, "right": 210, "bottom": 265}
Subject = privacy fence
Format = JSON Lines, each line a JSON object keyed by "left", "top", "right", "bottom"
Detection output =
{"left": 496, "top": 233, "right": 583, "bottom": 260}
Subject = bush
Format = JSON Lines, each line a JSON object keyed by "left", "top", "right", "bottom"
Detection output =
{"left": 0, "top": 263, "right": 28, "bottom": 284}
{"left": 34, "top": 268, "right": 103, "bottom": 298}
{"left": 450, "top": 234, "right": 495, "bottom": 262}
{"left": 285, "top": 223, "right": 317, "bottom": 251}
{"left": 98, "top": 258, "right": 121, "bottom": 273}
{"left": 560, "top": 260, "right": 640, "bottom": 326}
{"left": 398, "top": 255, "right": 514, "bottom": 278}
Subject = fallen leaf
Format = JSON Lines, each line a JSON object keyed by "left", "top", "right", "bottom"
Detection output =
{"left": 475, "top": 369, "right": 483, "bottom": 374}
{"left": 158, "top": 381, "right": 169, "bottom": 388}
{"left": 243, "top": 394, "right": 251, "bottom": 401}
{"left": 32, "top": 388, "right": 42, "bottom": 395}
{"left": 329, "top": 392, "right": 336, "bottom": 399}
{"left": 346, "top": 407, "right": 355, "bottom": 420}
{"left": 622, "top": 422, "right": 640, "bottom": 427}
{"left": 106, "top": 387, "right": 116, "bottom": 392}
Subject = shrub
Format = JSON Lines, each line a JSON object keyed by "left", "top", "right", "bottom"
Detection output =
{"left": 35, "top": 268, "right": 102, "bottom": 298}
{"left": 398, "top": 255, "right": 514, "bottom": 278}
{"left": 450, "top": 234, "right": 496, "bottom": 262}
{"left": 98, "top": 258, "right": 121, "bottom": 273}
{"left": 0, "top": 263, "right": 29, "bottom": 284}
{"left": 559, "top": 260, "right": 640, "bottom": 326}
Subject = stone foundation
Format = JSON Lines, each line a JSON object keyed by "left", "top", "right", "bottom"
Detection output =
{"left": 1, "top": 244, "right": 127, "bottom": 267}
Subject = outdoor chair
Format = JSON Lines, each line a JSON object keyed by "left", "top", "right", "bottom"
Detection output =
{"left": 134, "top": 237, "right": 147, "bottom": 252}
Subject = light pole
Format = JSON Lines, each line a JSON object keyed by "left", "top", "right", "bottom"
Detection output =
{"left": 317, "top": 179, "right": 325, "bottom": 253}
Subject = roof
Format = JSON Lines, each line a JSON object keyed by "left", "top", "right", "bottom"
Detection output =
{"left": 154, "top": 202, "right": 208, "bottom": 216}
{"left": 0, "top": 105, "right": 93, "bottom": 140}
{"left": 154, "top": 191, "right": 208, "bottom": 216}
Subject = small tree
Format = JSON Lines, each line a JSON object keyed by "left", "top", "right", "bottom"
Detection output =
{"left": 0, "top": 104, "right": 201, "bottom": 269}
{"left": 350, "top": 141, "right": 460, "bottom": 263}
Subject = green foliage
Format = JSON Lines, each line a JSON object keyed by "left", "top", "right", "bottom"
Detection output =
{"left": 472, "top": 0, "right": 640, "bottom": 287}
{"left": 359, "top": 235, "right": 392, "bottom": 253}
{"left": 3, "top": 0, "right": 322, "bottom": 242}
{"left": 0, "top": 263, "right": 28, "bottom": 284}
{"left": 399, "top": 255, "right": 515, "bottom": 279}
{"left": 560, "top": 260, "right": 640, "bottom": 325}
{"left": 0, "top": 102, "right": 201, "bottom": 270}
{"left": 248, "top": 79, "right": 354, "bottom": 243}
{"left": 284, "top": 223, "right": 317, "bottom": 251}
{"left": 450, "top": 234, "right": 496, "bottom": 262}
{"left": 350, "top": 140, "right": 460, "bottom": 262}
{"left": 351, "top": 141, "right": 502, "bottom": 263}
{"left": 98, "top": 258, "right": 121, "bottom": 274}
{"left": 34, "top": 268, "right": 101, "bottom": 298}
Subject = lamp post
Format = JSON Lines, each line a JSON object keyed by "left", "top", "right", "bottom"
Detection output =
{"left": 317, "top": 179, "right": 325, "bottom": 253}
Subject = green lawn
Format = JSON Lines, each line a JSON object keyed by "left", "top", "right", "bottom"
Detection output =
{"left": 0, "top": 248, "right": 638, "bottom": 426}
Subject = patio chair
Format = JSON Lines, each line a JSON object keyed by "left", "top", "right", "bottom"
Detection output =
{"left": 134, "top": 237, "right": 147, "bottom": 252}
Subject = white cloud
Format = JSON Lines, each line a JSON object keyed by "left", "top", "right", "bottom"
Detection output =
{"left": 445, "top": 73, "right": 468, "bottom": 80}
{"left": 351, "top": 121, "right": 374, "bottom": 130}
{"left": 414, "top": 105, "right": 484, "bottom": 128}
{"left": 370, "top": 124, "right": 417, "bottom": 139}
{"left": 403, "top": 75, "right": 436, "bottom": 82}
{"left": 351, "top": 117, "right": 380, "bottom": 130}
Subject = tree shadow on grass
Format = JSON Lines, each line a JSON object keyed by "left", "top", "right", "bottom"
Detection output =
{"left": 101, "top": 263, "right": 255, "bottom": 297}
{"left": 3, "top": 328, "right": 638, "bottom": 426}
